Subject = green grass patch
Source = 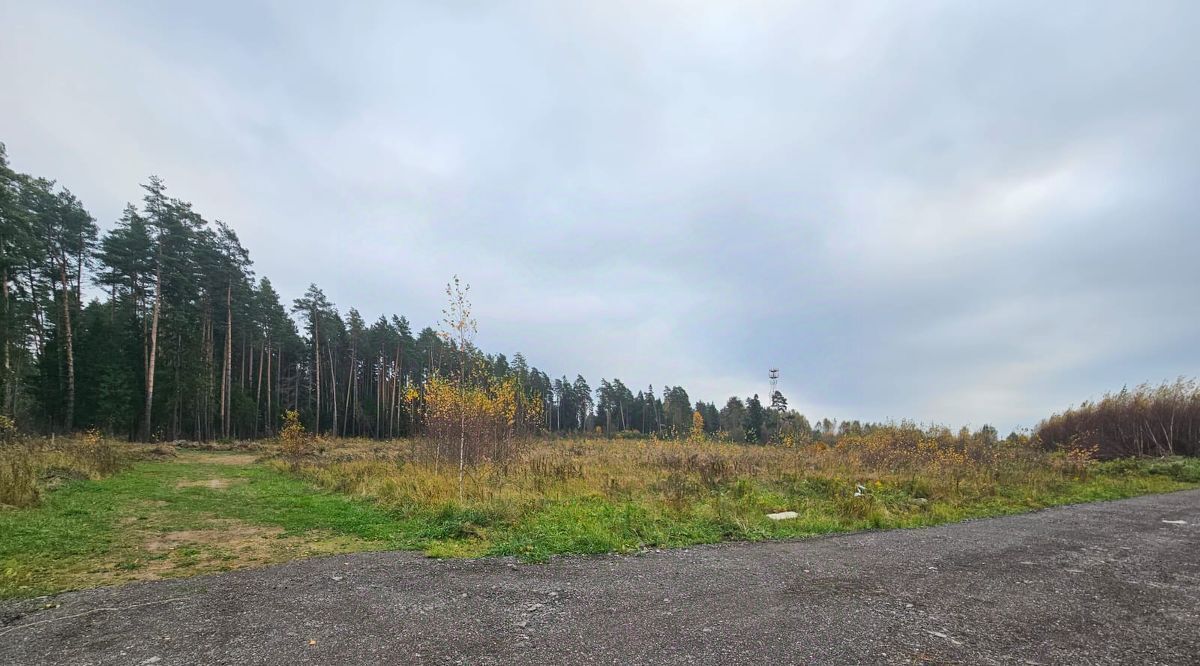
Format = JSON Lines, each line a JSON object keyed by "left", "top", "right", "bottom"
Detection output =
{"left": 0, "top": 453, "right": 412, "bottom": 598}
{"left": 291, "top": 449, "right": 1200, "bottom": 564}
{"left": 3, "top": 447, "right": 1198, "bottom": 600}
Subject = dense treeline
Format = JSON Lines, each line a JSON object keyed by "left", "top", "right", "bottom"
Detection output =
{"left": 0, "top": 142, "right": 827, "bottom": 443}
{"left": 0, "top": 144, "right": 510, "bottom": 440}
{"left": 8, "top": 142, "right": 1187, "bottom": 454}
{"left": 1036, "top": 379, "right": 1200, "bottom": 458}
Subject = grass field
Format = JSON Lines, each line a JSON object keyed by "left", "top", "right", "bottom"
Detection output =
{"left": 0, "top": 449, "right": 419, "bottom": 598}
{"left": 2, "top": 435, "right": 1199, "bottom": 599}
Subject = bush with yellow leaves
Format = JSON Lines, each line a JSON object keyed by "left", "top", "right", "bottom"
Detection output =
{"left": 278, "top": 410, "right": 314, "bottom": 459}
{"left": 421, "top": 374, "right": 541, "bottom": 472}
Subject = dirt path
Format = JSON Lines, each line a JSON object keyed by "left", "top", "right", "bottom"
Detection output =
{"left": 174, "top": 451, "right": 262, "bottom": 466}
{"left": 2, "top": 490, "right": 1197, "bottom": 665}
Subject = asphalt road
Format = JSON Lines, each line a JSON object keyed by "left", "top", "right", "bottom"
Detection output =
{"left": 2, "top": 490, "right": 1198, "bottom": 665}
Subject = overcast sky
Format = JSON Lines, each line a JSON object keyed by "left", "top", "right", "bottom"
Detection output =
{"left": 2, "top": 1, "right": 1197, "bottom": 432}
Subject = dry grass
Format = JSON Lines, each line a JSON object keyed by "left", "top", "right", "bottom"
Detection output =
{"left": 288, "top": 430, "right": 1092, "bottom": 507}
{"left": 176, "top": 452, "right": 260, "bottom": 466}
{"left": 3, "top": 428, "right": 1197, "bottom": 598}
{"left": 279, "top": 427, "right": 1200, "bottom": 560}
{"left": 0, "top": 434, "right": 128, "bottom": 508}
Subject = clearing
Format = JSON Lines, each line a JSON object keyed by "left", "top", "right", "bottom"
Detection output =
{"left": 0, "top": 451, "right": 409, "bottom": 598}
{"left": 3, "top": 438, "right": 1198, "bottom": 599}
{"left": 1, "top": 490, "right": 1197, "bottom": 664}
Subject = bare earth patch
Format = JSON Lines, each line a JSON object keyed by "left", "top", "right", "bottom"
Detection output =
{"left": 176, "top": 452, "right": 261, "bottom": 466}
{"left": 67, "top": 520, "right": 378, "bottom": 589}
{"left": 143, "top": 522, "right": 285, "bottom": 554}
{"left": 174, "top": 477, "right": 249, "bottom": 490}
{"left": 82, "top": 521, "right": 294, "bottom": 587}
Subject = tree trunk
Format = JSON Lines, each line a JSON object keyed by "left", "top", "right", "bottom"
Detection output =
{"left": 313, "top": 312, "right": 320, "bottom": 434}
{"left": 458, "top": 343, "right": 467, "bottom": 502}
{"left": 266, "top": 342, "right": 274, "bottom": 435}
{"left": 393, "top": 343, "right": 403, "bottom": 437}
{"left": 58, "top": 261, "right": 76, "bottom": 432}
{"left": 255, "top": 339, "right": 264, "bottom": 437}
{"left": 172, "top": 333, "right": 181, "bottom": 439}
{"left": 459, "top": 400, "right": 466, "bottom": 502}
{"left": 75, "top": 229, "right": 84, "bottom": 311}
{"left": 203, "top": 303, "right": 213, "bottom": 440}
{"left": 221, "top": 281, "right": 232, "bottom": 439}
{"left": 343, "top": 357, "right": 352, "bottom": 437}
{"left": 2, "top": 264, "right": 11, "bottom": 416}
{"left": 327, "top": 345, "right": 338, "bottom": 438}
{"left": 143, "top": 264, "right": 162, "bottom": 441}
{"left": 372, "top": 352, "right": 381, "bottom": 441}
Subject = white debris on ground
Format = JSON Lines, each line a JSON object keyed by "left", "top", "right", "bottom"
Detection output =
{"left": 1161, "top": 520, "right": 1187, "bottom": 525}
{"left": 925, "top": 629, "right": 964, "bottom": 646}
{"left": 766, "top": 511, "right": 798, "bottom": 521}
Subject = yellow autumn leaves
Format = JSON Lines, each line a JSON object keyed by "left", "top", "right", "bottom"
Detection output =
{"left": 421, "top": 375, "right": 543, "bottom": 466}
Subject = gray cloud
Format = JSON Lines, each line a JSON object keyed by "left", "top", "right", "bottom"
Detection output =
{"left": 2, "top": 0, "right": 1197, "bottom": 431}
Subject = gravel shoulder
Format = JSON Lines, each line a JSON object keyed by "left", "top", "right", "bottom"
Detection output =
{"left": 2, "top": 490, "right": 1198, "bottom": 665}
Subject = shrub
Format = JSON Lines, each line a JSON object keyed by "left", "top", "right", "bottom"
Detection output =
{"left": 834, "top": 492, "right": 890, "bottom": 527}
{"left": 0, "top": 415, "right": 20, "bottom": 448}
{"left": 278, "top": 410, "right": 313, "bottom": 459}
{"left": 421, "top": 374, "right": 539, "bottom": 470}
{"left": 1036, "top": 379, "right": 1200, "bottom": 458}
{"left": 79, "top": 428, "right": 121, "bottom": 476}
{"left": 0, "top": 432, "right": 127, "bottom": 508}
{"left": 0, "top": 446, "right": 38, "bottom": 507}
{"left": 1143, "top": 458, "right": 1200, "bottom": 483}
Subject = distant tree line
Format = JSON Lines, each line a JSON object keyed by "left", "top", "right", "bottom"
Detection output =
{"left": 1036, "top": 379, "right": 1200, "bottom": 458}
{"left": 0, "top": 142, "right": 839, "bottom": 443}
{"left": 12, "top": 141, "right": 1178, "bottom": 453}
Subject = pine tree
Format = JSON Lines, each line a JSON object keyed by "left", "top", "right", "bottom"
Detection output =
{"left": 745, "top": 394, "right": 766, "bottom": 444}
{"left": 292, "top": 284, "right": 333, "bottom": 434}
